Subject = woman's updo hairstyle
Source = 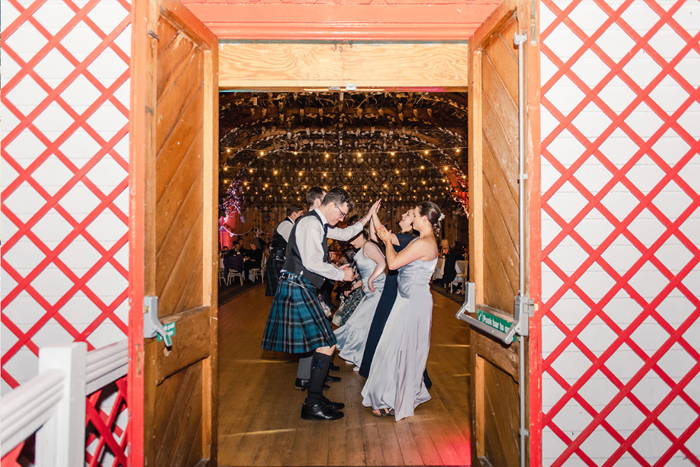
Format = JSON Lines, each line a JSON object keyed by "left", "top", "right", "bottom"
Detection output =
{"left": 346, "top": 215, "right": 370, "bottom": 241}
{"left": 416, "top": 201, "right": 442, "bottom": 235}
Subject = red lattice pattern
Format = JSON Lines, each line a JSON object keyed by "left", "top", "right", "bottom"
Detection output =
{"left": 1, "top": 0, "right": 131, "bottom": 464}
{"left": 1, "top": 0, "right": 130, "bottom": 384}
{"left": 86, "top": 377, "right": 129, "bottom": 467}
{"left": 539, "top": 0, "right": 700, "bottom": 465}
{"left": 0, "top": 442, "right": 25, "bottom": 467}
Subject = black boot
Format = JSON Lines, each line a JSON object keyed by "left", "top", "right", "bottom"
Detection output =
{"left": 301, "top": 352, "right": 343, "bottom": 421}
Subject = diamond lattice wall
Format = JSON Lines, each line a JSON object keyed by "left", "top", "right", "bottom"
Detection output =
{"left": 539, "top": 0, "right": 700, "bottom": 465}
{"left": 0, "top": 0, "right": 131, "bottom": 463}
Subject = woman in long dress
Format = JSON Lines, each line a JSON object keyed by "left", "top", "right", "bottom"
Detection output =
{"left": 334, "top": 228, "right": 386, "bottom": 368}
{"left": 358, "top": 208, "right": 415, "bottom": 377}
{"left": 361, "top": 201, "right": 441, "bottom": 420}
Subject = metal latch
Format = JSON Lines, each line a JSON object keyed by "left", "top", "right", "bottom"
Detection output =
{"left": 513, "top": 294, "right": 534, "bottom": 337}
{"left": 143, "top": 296, "right": 172, "bottom": 347}
{"left": 455, "top": 283, "right": 533, "bottom": 345}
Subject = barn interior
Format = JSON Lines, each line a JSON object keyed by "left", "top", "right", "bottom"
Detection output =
{"left": 217, "top": 91, "right": 470, "bottom": 246}
{"left": 215, "top": 91, "right": 475, "bottom": 466}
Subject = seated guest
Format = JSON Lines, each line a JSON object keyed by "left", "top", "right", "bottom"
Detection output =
{"left": 440, "top": 241, "right": 465, "bottom": 288}
{"left": 242, "top": 243, "right": 263, "bottom": 277}
{"left": 223, "top": 241, "right": 245, "bottom": 280}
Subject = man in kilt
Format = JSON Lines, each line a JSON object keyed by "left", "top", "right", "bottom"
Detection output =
{"left": 264, "top": 205, "right": 304, "bottom": 296}
{"left": 262, "top": 188, "right": 380, "bottom": 420}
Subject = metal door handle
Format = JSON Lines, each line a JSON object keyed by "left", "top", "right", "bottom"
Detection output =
{"left": 143, "top": 296, "right": 172, "bottom": 347}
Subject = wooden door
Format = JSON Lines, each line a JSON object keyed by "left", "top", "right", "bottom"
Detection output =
{"left": 467, "top": 0, "right": 535, "bottom": 465}
{"left": 130, "top": 0, "right": 219, "bottom": 465}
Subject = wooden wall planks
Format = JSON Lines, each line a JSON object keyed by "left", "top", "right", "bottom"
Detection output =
{"left": 480, "top": 15, "right": 520, "bottom": 315}
{"left": 154, "top": 361, "right": 204, "bottom": 465}
{"left": 218, "top": 43, "right": 470, "bottom": 90}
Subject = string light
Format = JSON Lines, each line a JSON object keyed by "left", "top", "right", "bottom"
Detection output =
{"left": 223, "top": 147, "right": 468, "bottom": 157}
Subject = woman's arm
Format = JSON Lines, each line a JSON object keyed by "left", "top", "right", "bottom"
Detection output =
{"left": 377, "top": 228, "right": 437, "bottom": 270}
{"left": 363, "top": 242, "right": 387, "bottom": 292}
{"left": 371, "top": 210, "right": 399, "bottom": 246}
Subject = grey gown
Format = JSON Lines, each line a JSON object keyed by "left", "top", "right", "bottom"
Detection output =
{"left": 361, "top": 256, "right": 438, "bottom": 421}
{"left": 334, "top": 243, "right": 386, "bottom": 367}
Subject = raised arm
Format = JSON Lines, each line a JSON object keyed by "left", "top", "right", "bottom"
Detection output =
{"left": 371, "top": 209, "right": 400, "bottom": 246}
{"left": 362, "top": 242, "right": 386, "bottom": 292}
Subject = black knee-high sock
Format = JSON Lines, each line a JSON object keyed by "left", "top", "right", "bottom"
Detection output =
{"left": 305, "top": 352, "right": 332, "bottom": 405}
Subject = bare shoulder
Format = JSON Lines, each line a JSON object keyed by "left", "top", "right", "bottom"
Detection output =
{"left": 411, "top": 237, "right": 439, "bottom": 259}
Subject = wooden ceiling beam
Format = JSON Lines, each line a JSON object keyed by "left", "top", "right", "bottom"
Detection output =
{"left": 218, "top": 43, "right": 469, "bottom": 90}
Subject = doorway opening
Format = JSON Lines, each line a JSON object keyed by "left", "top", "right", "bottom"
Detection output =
{"left": 132, "top": 1, "right": 537, "bottom": 464}
{"left": 215, "top": 91, "right": 473, "bottom": 466}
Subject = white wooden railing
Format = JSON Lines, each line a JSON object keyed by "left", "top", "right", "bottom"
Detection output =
{"left": 0, "top": 339, "right": 128, "bottom": 466}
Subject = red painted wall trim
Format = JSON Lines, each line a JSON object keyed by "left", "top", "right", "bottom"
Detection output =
{"left": 127, "top": 0, "right": 147, "bottom": 464}
{"left": 181, "top": 2, "right": 500, "bottom": 40}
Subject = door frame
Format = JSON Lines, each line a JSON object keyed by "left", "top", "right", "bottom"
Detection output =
{"left": 129, "top": 12, "right": 542, "bottom": 467}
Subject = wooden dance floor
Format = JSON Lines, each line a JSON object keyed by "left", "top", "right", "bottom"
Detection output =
{"left": 217, "top": 284, "right": 472, "bottom": 466}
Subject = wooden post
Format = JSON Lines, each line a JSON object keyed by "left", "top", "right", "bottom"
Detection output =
{"left": 36, "top": 343, "right": 87, "bottom": 467}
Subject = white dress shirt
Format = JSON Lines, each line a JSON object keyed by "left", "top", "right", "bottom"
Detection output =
{"left": 295, "top": 208, "right": 363, "bottom": 282}
{"left": 276, "top": 217, "right": 294, "bottom": 242}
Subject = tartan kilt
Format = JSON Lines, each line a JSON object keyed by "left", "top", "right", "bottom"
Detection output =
{"left": 264, "top": 256, "right": 285, "bottom": 296}
{"left": 261, "top": 272, "right": 337, "bottom": 353}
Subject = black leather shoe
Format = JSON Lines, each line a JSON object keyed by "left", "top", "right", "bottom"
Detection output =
{"left": 329, "top": 363, "right": 340, "bottom": 371}
{"left": 294, "top": 378, "right": 329, "bottom": 391}
{"left": 321, "top": 396, "right": 345, "bottom": 411}
{"left": 325, "top": 374, "right": 341, "bottom": 383}
{"left": 301, "top": 402, "right": 344, "bottom": 421}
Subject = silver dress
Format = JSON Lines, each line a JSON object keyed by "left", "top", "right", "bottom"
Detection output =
{"left": 334, "top": 243, "right": 386, "bottom": 367}
{"left": 361, "top": 256, "right": 438, "bottom": 421}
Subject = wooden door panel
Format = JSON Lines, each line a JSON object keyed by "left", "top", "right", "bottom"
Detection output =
{"left": 155, "top": 106, "right": 204, "bottom": 203}
{"left": 156, "top": 59, "right": 204, "bottom": 150}
{"left": 157, "top": 36, "right": 200, "bottom": 99}
{"left": 482, "top": 141, "right": 519, "bottom": 240}
{"left": 154, "top": 361, "right": 203, "bottom": 466}
{"left": 469, "top": 1, "right": 531, "bottom": 465}
{"left": 483, "top": 361, "right": 520, "bottom": 467}
{"left": 133, "top": 0, "right": 218, "bottom": 464}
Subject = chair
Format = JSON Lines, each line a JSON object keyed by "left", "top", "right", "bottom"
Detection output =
{"left": 433, "top": 257, "right": 445, "bottom": 281}
{"left": 218, "top": 258, "right": 227, "bottom": 286}
{"left": 449, "top": 260, "right": 468, "bottom": 294}
{"left": 260, "top": 253, "right": 268, "bottom": 283}
{"left": 227, "top": 269, "right": 244, "bottom": 286}
{"left": 249, "top": 268, "right": 262, "bottom": 282}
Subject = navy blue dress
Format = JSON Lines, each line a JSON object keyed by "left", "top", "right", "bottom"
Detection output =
{"left": 358, "top": 235, "right": 430, "bottom": 387}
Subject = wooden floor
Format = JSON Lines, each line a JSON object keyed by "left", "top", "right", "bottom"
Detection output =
{"left": 217, "top": 284, "right": 472, "bottom": 467}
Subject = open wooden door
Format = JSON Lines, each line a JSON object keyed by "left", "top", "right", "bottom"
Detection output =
{"left": 130, "top": 0, "right": 219, "bottom": 465}
{"left": 467, "top": 0, "right": 537, "bottom": 465}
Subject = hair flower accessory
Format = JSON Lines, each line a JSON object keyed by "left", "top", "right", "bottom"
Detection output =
{"left": 438, "top": 213, "right": 445, "bottom": 222}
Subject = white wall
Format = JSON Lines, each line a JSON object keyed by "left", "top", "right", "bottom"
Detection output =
{"left": 540, "top": 0, "right": 700, "bottom": 464}
{"left": 1, "top": 0, "right": 131, "bottom": 398}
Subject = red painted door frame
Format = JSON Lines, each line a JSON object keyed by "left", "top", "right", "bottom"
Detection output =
{"left": 128, "top": 2, "right": 543, "bottom": 465}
